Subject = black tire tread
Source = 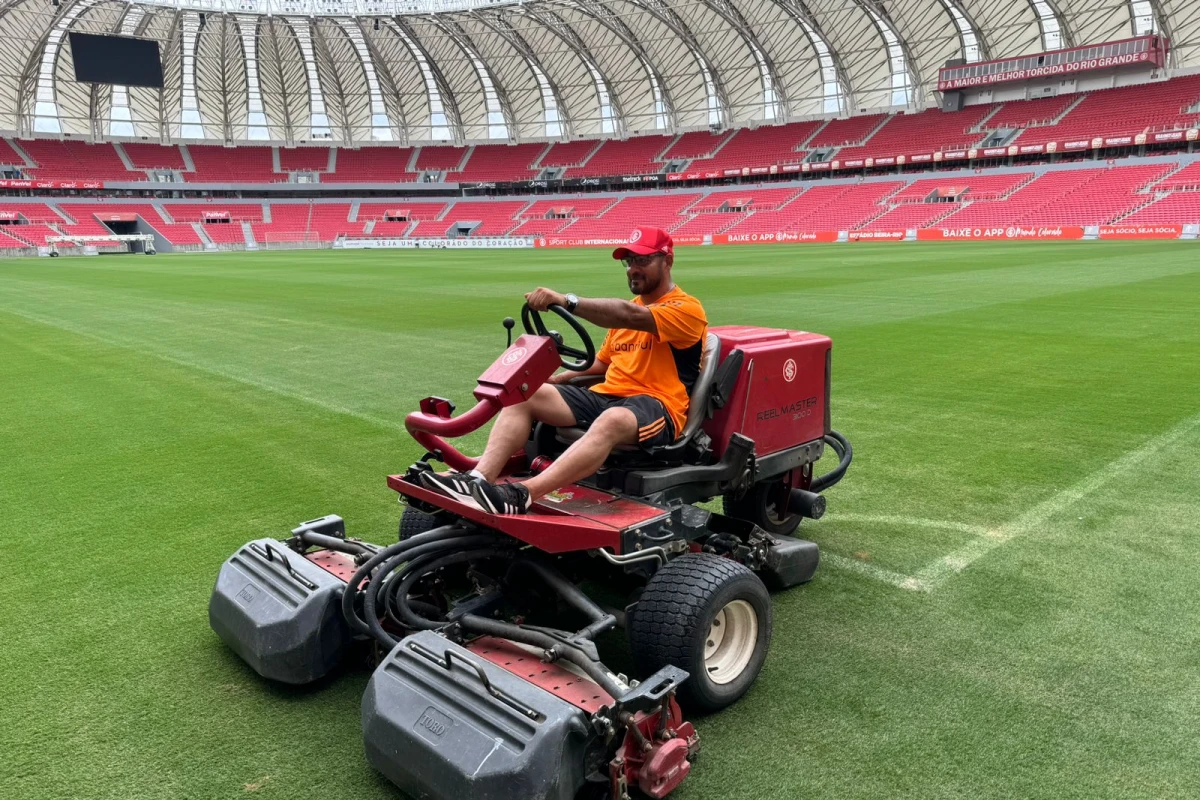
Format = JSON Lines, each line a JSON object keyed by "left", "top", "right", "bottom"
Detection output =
{"left": 398, "top": 506, "right": 438, "bottom": 541}
{"left": 628, "top": 553, "right": 771, "bottom": 712}
{"left": 630, "top": 553, "right": 751, "bottom": 666}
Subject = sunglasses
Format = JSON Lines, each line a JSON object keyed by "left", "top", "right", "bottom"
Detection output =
{"left": 624, "top": 253, "right": 663, "bottom": 268}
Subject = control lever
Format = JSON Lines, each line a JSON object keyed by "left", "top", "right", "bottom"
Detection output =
{"left": 502, "top": 316, "right": 515, "bottom": 348}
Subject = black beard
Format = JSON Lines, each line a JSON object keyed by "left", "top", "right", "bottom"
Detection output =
{"left": 629, "top": 275, "right": 657, "bottom": 295}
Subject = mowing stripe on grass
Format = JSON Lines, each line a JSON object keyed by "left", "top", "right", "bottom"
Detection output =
{"left": 912, "top": 409, "right": 1200, "bottom": 590}
{"left": 0, "top": 305, "right": 408, "bottom": 434}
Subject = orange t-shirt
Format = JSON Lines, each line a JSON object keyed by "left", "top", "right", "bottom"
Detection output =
{"left": 591, "top": 285, "right": 708, "bottom": 438}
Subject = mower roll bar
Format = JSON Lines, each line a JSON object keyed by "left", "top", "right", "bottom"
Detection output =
{"left": 405, "top": 399, "right": 504, "bottom": 472}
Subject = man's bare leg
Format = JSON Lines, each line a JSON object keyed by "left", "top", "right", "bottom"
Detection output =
{"left": 474, "top": 383, "right": 576, "bottom": 482}
{"left": 521, "top": 408, "right": 638, "bottom": 499}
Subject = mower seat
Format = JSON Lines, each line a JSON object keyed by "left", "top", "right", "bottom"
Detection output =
{"left": 555, "top": 332, "right": 721, "bottom": 460}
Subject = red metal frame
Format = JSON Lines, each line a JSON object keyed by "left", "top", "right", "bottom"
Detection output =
{"left": 469, "top": 636, "right": 698, "bottom": 800}
{"left": 404, "top": 333, "right": 560, "bottom": 471}
{"left": 467, "top": 636, "right": 615, "bottom": 713}
{"left": 390, "top": 474, "right": 668, "bottom": 553}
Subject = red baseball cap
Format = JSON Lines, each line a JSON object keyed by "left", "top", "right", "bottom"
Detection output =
{"left": 612, "top": 225, "right": 674, "bottom": 260}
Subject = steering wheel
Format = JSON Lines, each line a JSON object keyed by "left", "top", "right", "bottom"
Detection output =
{"left": 521, "top": 303, "right": 595, "bottom": 372}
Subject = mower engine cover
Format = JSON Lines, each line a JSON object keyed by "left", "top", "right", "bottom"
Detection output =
{"left": 208, "top": 538, "right": 350, "bottom": 684}
{"left": 363, "top": 630, "right": 600, "bottom": 800}
{"left": 705, "top": 326, "right": 831, "bottom": 459}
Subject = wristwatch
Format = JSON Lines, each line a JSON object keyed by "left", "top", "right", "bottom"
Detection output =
{"left": 564, "top": 293, "right": 579, "bottom": 312}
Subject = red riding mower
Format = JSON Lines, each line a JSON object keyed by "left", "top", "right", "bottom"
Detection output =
{"left": 210, "top": 303, "right": 851, "bottom": 800}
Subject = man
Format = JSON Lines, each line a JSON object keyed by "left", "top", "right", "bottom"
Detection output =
{"left": 421, "top": 225, "right": 708, "bottom": 514}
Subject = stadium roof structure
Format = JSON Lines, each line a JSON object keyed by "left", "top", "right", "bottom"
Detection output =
{"left": 0, "top": 0, "right": 1196, "bottom": 144}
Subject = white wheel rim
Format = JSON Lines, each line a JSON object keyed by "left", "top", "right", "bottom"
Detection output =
{"left": 703, "top": 599, "right": 758, "bottom": 685}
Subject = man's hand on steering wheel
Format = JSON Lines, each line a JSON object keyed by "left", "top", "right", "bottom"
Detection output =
{"left": 520, "top": 296, "right": 595, "bottom": 372}
{"left": 525, "top": 287, "right": 566, "bottom": 312}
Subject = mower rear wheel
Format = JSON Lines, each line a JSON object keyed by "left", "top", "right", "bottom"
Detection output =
{"left": 629, "top": 553, "right": 771, "bottom": 713}
{"left": 723, "top": 479, "right": 802, "bottom": 535}
{"left": 398, "top": 505, "right": 438, "bottom": 541}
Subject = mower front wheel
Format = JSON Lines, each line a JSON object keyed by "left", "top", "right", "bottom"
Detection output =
{"left": 629, "top": 553, "right": 772, "bottom": 714}
{"left": 398, "top": 505, "right": 438, "bottom": 541}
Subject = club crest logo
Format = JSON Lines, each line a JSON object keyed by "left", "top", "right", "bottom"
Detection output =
{"left": 629, "top": 229, "right": 642, "bottom": 242}
{"left": 783, "top": 358, "right": 797, "bottom": 382}
{"left": 501, "top": 346, "right": 527, "bottom": 366}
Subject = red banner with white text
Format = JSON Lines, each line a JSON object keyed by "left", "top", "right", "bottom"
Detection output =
{"left": 917, "top": 226, "right": 1085, "bottom": 241}
{"left": 0, "top": 178, "right": 105, "bottom": 189}
{"left": 848, "top": 230, "right": 906, "bottom": 241}
{"left": 712, "top": 231, "right": 839, "bottom": 245}
{"left": 1096, "top": 224, "right": 1182, "bottom": 239}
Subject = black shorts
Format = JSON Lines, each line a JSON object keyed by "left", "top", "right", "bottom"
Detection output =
{"left": 555, "top": 385, "right": 675, "bottom": 450}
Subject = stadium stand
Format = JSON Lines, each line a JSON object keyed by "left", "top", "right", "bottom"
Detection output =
{"left": 890, "top": 173, "right": 1034, "bottom": 202}
{"left": 809, "top": 115, "right": 887, "bottom": 148}
{"left": 0, "top": 201, "right": 64, "bottom": 222}
{"left": 21, "top": 140, "right": 132, "bottom": 181}
{"left": 415, "top": 146, "right": 469, "bottom": 173}
{"left": 248, "top": 203, "right": 362, "bottom": 242}
{"left": 722, "top": 182, "right": 903, "bottom": 235}
{"left": 1152, "top": 161, "right": 1200, "bottom": 191}
{"left": 834, "top": 106, "right": 993, "bottom": 161}
{"left": 307, "top": 204, "right": 363, "bottom": 240}
{"left": 1121, "top": 190, "right": 1200, "bottom": 224}
{"left": 58, "top": 202, "right": 203, "bottom": 246}
{"left": 686, "top": 121, "right": 824, "bottom": 172}
{"left": 0, "top": 138, "right": 27, "bottom": 166}
{"left": 420, "top": 200, "right": 529, "bottom": 237}
{"left": 325, "top": 148, "right": 417, "bottom": 183}
{"left": 122, "top": 143, "right": 187, "bottom": 172}
{"left": 2, "top": 223, "right": 64, "bottom": 247}
{"left": 932, "top": 164, "right": 1171, "bottom": 226}
{"left": 517, "top": 198, "right": 617, "bottom": 219}
{"left": 538, "top": 141, "right": 601, "bottom": 171}
{"left": 187, "top": 145, "right": 277, "bottom": 183}
{"left": 561, "top": 194, "right": 702, "bottom": 238}
{"left": 689, "top": 187, "right": 802, "bottom": 211}
{"left": 858, "top": 203, "right": 959, "bottom": 231}
{"left": 984, "top": 96, "right": 1077, "bottom": 130}
{"left": 252, "top": 204, "right": 310, "bottom": 243}
{"left": 0, "top": 202, "right": 68, "bottom": 247}
{"left": 1012, "top": 76, "right": 1200, "bottom": 146}
{"left": 279, "top": 148, "right": 331, "bottom": 173}
{"left": 0, "top": 228, "right": 29, "bottom": 248}
{"left": 451, "top": 143, "right": 547, "bottom": 182}
{"left": 569, "top": 137, "right": 673, "bottom": 178}
{"left": 165, "top": 203, "right": 263, "bottom": 245}
{"left": 660, "top": 131, "right": 734, "bottom": 161}
{"left": 670, "top": 211, "right": 747, "bottom": 237}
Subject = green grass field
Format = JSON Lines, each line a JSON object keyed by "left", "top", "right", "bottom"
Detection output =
{"left": 1, "top": 242, "right": 1197, "bottom": 800}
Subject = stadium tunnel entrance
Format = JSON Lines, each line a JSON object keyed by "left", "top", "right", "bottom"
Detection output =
{"left": 98, "top": 215, "right": 173, "bottom": 253}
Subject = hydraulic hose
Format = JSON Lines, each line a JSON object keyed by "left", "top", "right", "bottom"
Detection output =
{"left": 363, "top": 541, "right": 511, "bottom": 647}
{"left": 297, "top": 530, "right": 376, "bottom": 557}
{"left": 385, "top": 546, "right": 516, "bottom": 633}
{"left": 811, "top": 429, "right": 852, "bottom": 493}
{"left": 459, "top": 614, "right": 626, "bottom": 700}
{"left": 340, "top": 524, "right": 469, "bottom": 637}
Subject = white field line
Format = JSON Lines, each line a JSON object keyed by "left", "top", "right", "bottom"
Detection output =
{"left": 821, "top": 553, "right": 931, "bottom": 593}
{"left": 829, "top": 513, "right": 991, "bottom": 538}
{"left": 911, "top": 410, "right": 1200, "bottom": 590}
{"left": 816, "top": 513, "right": 990, "bottom": 592}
